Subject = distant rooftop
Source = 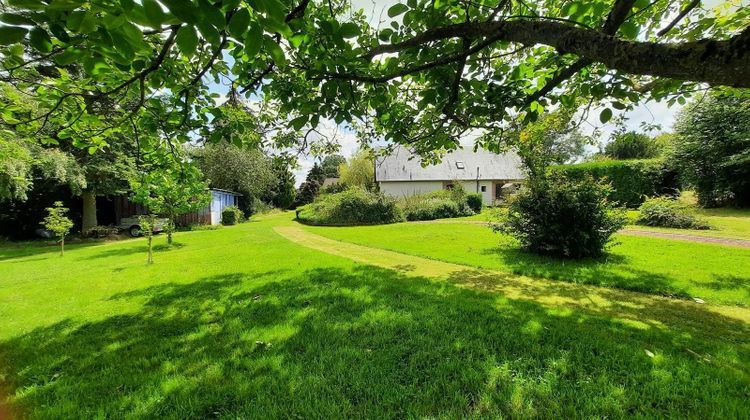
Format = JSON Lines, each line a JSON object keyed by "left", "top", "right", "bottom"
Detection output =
{"left": 375, "top": 146, "right": 525, "bottom": 182}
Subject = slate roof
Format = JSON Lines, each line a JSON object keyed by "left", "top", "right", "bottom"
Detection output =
{"left": 375, "top": 146, "right": 525, "bottom": 182}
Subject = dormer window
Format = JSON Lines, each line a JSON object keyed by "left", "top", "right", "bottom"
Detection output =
{"left": 455, "top": 161, "right": 465, "bottom": 169}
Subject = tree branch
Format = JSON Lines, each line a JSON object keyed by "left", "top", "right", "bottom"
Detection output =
{"left": 657, "top": 0, "right": 701, "bottom": 36}
{"left": 363, "top": 19, "right": 750, "bottom": 87}
{"left": 522, "top": 0, "right": 637, "bottom": 107}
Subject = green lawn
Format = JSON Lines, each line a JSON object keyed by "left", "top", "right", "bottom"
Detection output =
{"left": 1, "top": 213, "right": 749, "bottom": 417}
{"left": 305, "top": 221, "right": 750, "bottom": 307}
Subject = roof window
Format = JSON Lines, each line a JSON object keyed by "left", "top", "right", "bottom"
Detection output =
{"left": 455, "top": 161, "right": 465, "bottom": 169}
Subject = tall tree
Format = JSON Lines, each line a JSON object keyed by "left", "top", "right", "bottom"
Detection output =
{"left": 320, "top": 154, "right": 346, "bottom": 178}
{"left": 193, "top": 141, "right": 276, "bottom": 215}
{"left": 672, "top": 94, "right": 750, "bottom": 207}
{"left": 339, "top": 150, "right": 375, "bottom": 190}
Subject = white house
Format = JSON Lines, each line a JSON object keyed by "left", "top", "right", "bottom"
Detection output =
{"left": 375, "top": 146, "right": 526, "bottom": 205}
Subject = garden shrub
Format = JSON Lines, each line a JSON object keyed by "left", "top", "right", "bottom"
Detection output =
{"left": 399, "top": 187, "right": 475, "bottom": 221}
{"left": 636, "top": 197, "right": 710, "bottom": 229}
{"left": 466, "top": 193, "right": 483, "bottom": 213}
{"left": 221, "top": 205, "right": 244, "bottom": 225}
{"left": 320, "top": 182, "right": 348, "bottom": 194}
{"left": 401, "top": 197, "right": 469, "bottom": 221}
{"left": 550, "top": 159, "right": 678, "bottom": 207}
{"left": 496, "top": 174, "right": 627, "bottom": 259}
{"left": 296, "top": 187, "right": 404, "bottom": 225}
{"left": 605, "top": 131, "right": 661, "bottom": 159}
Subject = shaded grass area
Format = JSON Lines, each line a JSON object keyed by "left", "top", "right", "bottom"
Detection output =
{"left": 305, "top": 222, "right": 750, "bottom": 306}
{"left": 1, "top": 214, "right": 749, "bottom": 417}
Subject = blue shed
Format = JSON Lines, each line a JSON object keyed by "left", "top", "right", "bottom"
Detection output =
{"left": 209, "top": 189, "right": 241, "bottom": 225}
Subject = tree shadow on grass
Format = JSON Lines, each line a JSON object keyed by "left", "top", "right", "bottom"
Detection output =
{"left": 479, "top": 246, "right": 693, "bottom": 299}
{"left": 699, "top": 275, "right": 750, "bottom": 299}
{"left": 1, "top": 267, "right": 749, "bottom": 418}
{"left": 0, "top": 241, "right": 102, "bottom": 262}
{"left": 79, "top": 242, "right": 186, "bottom": 261}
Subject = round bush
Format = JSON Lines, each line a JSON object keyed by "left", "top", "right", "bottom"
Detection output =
{"left": 637, "top": 197, "right": 710, "bottom": 229}
{"left": 466, "top": 193, "right": 483, "bottom": 213}
{"left": 221, "top": 205, "right": 244, "bottom": 225}
{"left": 497, "top": 174, "right": 627, "bottom": 259}
{"left": 296, "top": 187, "right": 404, "bottom": 226}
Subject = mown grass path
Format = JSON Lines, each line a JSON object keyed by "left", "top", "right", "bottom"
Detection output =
{"left": 275, "top": 225, "right": 750, "bottom": 329}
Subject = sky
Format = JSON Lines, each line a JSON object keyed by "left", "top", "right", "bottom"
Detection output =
{"left": 211, "top": 0, "right": 687, "bottom": 185}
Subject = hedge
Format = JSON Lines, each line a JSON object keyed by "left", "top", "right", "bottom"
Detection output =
{"left": 296, "top": 187, "right": 404, "bottom": 226}
{"left": 550, "top": 159, "right": 678, "bottom": 207}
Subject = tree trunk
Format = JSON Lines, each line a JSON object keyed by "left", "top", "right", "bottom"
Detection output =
{"left": 147, "top": 232, "right": 153, "bottom": 264}
{"left": 60, "top": 234, "right": 65, "bottom": 256}
{"left": 81, "top": 189, "right": 97, "bottom": 234}
{"left": 167, "top": 216, "right": 174, "bottom": 244}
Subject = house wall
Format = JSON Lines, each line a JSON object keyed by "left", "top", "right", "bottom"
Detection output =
{"left": 379, "top": 180, "right": 495, "bottom": 205}
{"left": 379, "top": 181, "right": 444, "bottom": 199}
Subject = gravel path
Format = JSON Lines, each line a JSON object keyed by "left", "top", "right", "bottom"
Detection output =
{"left": 619, "top": 229, "right": 750, "bottom": 248}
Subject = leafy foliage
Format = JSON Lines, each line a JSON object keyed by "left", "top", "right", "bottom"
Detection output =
{"left": 320, "top": 154, "right": 346, "bottom": 178}
{"left": 41, "top": 201, "right": 74, "bottom": 256}
{"left": 551, "top": 159, "right": 678, "bottom": 207}
{"left": 514, "top": 110, "right": 591, "bottom": 175}
{"left": 672, "top": 94, "right": 750, "bottom": 207}
{"left": 1, "top": 0, "right": 744, "bottom": 169}
{"left": 466, "top": 193, "right": 483, "bottom": 213}
{"left": 221, "top": 205, "right": 244, "bottom": 226}
{"left": 605, "top": 131, "right": 660, "bottom": 159}
{"left": 496, "top": 175, "right": 627, "bottom": 259}
{"left": 296, "top": 187, "right": 403, "bottom": 226}
{"left": 268, "top": 158, "right": 296, "bottom": 209}
{"left": 637, "top": 197, "right": 710, "bottom": 230}
{"left": 193, "top": 141, "right": 276, "bottom": 215}
{"left": 294, "top": 163, "right": 324, "bottom": 207}
{"left": 130, "top": 156, "right": 210, "bottom": 244}
{"left": 338, "top": 150, "right": 374, "bottom": 190}
{"left": 398, "top": 186, "right": 476, "bottom": 221}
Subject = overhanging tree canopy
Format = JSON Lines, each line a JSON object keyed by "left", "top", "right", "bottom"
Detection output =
{"left": 0, "top": 0, "right": 747, "bottom": 157}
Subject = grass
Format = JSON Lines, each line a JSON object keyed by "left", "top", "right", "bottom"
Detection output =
{"left": 1, "top": 212, "right": 749, "bottom": 417}
{"left": 304, "top": 221, "right": 750, "bottom": 307}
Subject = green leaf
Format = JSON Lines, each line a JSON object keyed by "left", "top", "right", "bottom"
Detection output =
{"left": 161, "top": 0, "right": 200, "bottom": 24}
{"left": 143, "top": 0, "right": 164, "bottom": 29}
{"left": 599, "top": 108, "right": 613, "bottom": 124}
{"left": 0, "top": 26, "right": 28, "bottom": 45}
{"left": 228, "top": 7, "right": 250, "bottom": 37}
{"left": 54, "top": 48, "right": 81, "bottom": 65}
{"left": 197, "top": 19, "right": 221, "bottom": 46}
{"left": 49, "top": 23, "right": 71, "bottom": 42}
{"left": 175, "top": 25, "right": 199, "bottom": 56}
{"left": 264, "top": 36, "right": 285, "bottom": 66}
{"left": 387, "top": 4, "right": 408, "bottom": 18}
{"left": 0, "top": 13, "right": 35, "bottom": 25}
{"left": 8, "top": 0, "right": 46, "bottom": 10}
{"left": 29, "top": 26, "right": 53, "bottom": 53}
{"left": 339, "top": 22, "right": 360, "bottom": 39}
{"left": 244, "top": 23, "right": 262, "bottom": 56}
{"left": 289, "top": 115, "right": 307, "bottom": 130}
{"left": 620, "top": 22, "right": 639, "bottom": 40}
{"left": 199, "top": 0, "right": 226, "bottom": 29}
